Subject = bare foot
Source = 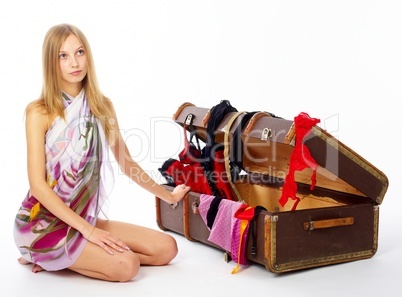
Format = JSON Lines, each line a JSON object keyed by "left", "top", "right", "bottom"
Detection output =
{"left": 32, "top": 264, "right": 45, "bottom": 273}
{"left": 18, "top": 257, "right": 30, "bottom": 265}
{"left": 18, "top": 257, "right": 45, "bottom": 273}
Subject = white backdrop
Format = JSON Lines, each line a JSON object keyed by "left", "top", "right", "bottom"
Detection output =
{"left": 1, "top": 1, "right": 400, "bottom": 296}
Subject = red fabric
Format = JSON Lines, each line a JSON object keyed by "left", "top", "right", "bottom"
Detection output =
{"left": 164, "top": 123, "right": 237, "bottom": 200}
{"left": 178, "top": 125, "right": 202, "bottom": 164}
{"left": 279, "top": 112, "right": 320, "bottom": 210}
{"left": 164, "top": 159, "right": 213, "bottom": 195}
{"left": 234, "top": 204, "right": 255, "bottom": 220}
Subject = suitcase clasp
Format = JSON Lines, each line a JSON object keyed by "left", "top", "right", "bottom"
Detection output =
{"left": 261, "top": 128, "right": 273, "bottom": 140}
{"left": 185, "top": 113, "right": 195, "bottom": 125}
{"left": 192, "top": 201, "right": 200, "bottom": 214}
{"left": 169, "top": 202, "right": 179, "bottom": 209}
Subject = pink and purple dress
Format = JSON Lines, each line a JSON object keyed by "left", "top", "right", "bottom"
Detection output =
{"left": 13, "top": 90, "right": 114, "bottom": 271}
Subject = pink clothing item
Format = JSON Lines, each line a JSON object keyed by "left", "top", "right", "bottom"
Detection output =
{"left": 198, "top": 194, "right": 248, "bottom": 264}
{"left": 231, "top": 218, "right": 250, "bottom": 265}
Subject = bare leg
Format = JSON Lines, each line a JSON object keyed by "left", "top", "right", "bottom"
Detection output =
{"left": 68, "top": 239, "right": 140, "bottom": 282}
{"left": 68, "top": 220, "right": 177, "bottom": 282}
{"left": 95, "top": 220, "right": 178, "bottom": 266}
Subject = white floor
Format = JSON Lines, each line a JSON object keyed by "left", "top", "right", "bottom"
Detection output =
{"left": 2, "top": 179, "right": 401, "bottom": 297}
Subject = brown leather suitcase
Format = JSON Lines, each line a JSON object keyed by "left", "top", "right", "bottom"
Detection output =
{"left": 155, "top": 102, "right": 388, "bottom": 273}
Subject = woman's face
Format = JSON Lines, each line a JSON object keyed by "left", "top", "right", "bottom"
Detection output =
{"left": 58, "top": 34, "right": 88, "bottom": 94}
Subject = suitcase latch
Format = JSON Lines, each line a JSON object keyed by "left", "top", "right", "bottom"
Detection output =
{"left": 185, "top": 113, "right": 195, "bottom": 125}
{"left": 192, "top": 201, "right": 200, "bottom": 214}
{"left": 261, "top": 128, "right": 273, "bottom": 140}
{"left": 169, "top": 202, "right": 179, "bottom": 209}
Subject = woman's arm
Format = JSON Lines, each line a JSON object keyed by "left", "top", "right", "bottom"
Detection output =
{"left": 108, "top": 104, "right": 190, "bottom": 204}
{"left": 25, "top": 107, "right": 127, "bottom": 254}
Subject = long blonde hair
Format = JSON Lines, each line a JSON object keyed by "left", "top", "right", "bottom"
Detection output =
{"left": 29, "top": 23, "right": 116, "bottom": 145}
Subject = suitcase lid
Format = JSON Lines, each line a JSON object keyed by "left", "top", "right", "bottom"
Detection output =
{"left": 172, "top": 102, "right": 388, "bottom": 205}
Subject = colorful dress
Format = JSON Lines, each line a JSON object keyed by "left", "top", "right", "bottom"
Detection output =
{"left": 13, "top": 90, "right": 114, "bottom": 271}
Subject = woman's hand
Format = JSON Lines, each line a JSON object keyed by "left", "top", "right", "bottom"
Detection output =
{"left": 84, "top": 226, "right": 130, "bottom": 255}
{"left": 167, "top": 184, "right": 190, "bottom": 204}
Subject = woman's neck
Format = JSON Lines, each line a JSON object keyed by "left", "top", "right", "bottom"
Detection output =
{"left": 61, "top": 83, "right": 83, "bottom": 98}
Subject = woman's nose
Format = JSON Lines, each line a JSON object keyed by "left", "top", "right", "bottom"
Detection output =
{"left": 70, "top": 56, "right": 78, "bottom": 68}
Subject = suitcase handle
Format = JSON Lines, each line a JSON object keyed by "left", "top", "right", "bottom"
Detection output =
{"left": 303, "top": 217, "right": 354, "bottom": 231}
{"left": 173, "top": 102, "right": 195, "bottom": 121}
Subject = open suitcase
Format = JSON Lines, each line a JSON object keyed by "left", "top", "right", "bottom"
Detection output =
{"left": 155, "top": 101, "right": 388, "bottom": 273}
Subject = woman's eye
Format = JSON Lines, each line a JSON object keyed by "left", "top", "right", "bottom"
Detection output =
{"left": 59, "top": 53, "right": 67, "bottom": 59}
{"left": 77, "top": 49, "right": 85, "bottom": 55}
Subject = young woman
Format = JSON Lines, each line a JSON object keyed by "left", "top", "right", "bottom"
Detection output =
{"left": 13, "top": 24, "right": 190, "bottom": 282}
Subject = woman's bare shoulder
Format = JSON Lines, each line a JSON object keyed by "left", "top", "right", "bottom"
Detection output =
{"left": 25, "top": 99, "right": 46, "bottom": 115}
{"left": 25, "top": 99, "right": 52, "bottom": 130}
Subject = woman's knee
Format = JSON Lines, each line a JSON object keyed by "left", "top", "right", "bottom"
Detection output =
{"left": 156, "top": 235, "right": 178, "bottom": 265}
{"left": 111, "top": 252, "right": 140, "bottom": 282}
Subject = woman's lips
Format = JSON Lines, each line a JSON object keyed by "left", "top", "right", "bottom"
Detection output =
{"left": 70, "top": 70, "right": 82, "bottom": 76}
